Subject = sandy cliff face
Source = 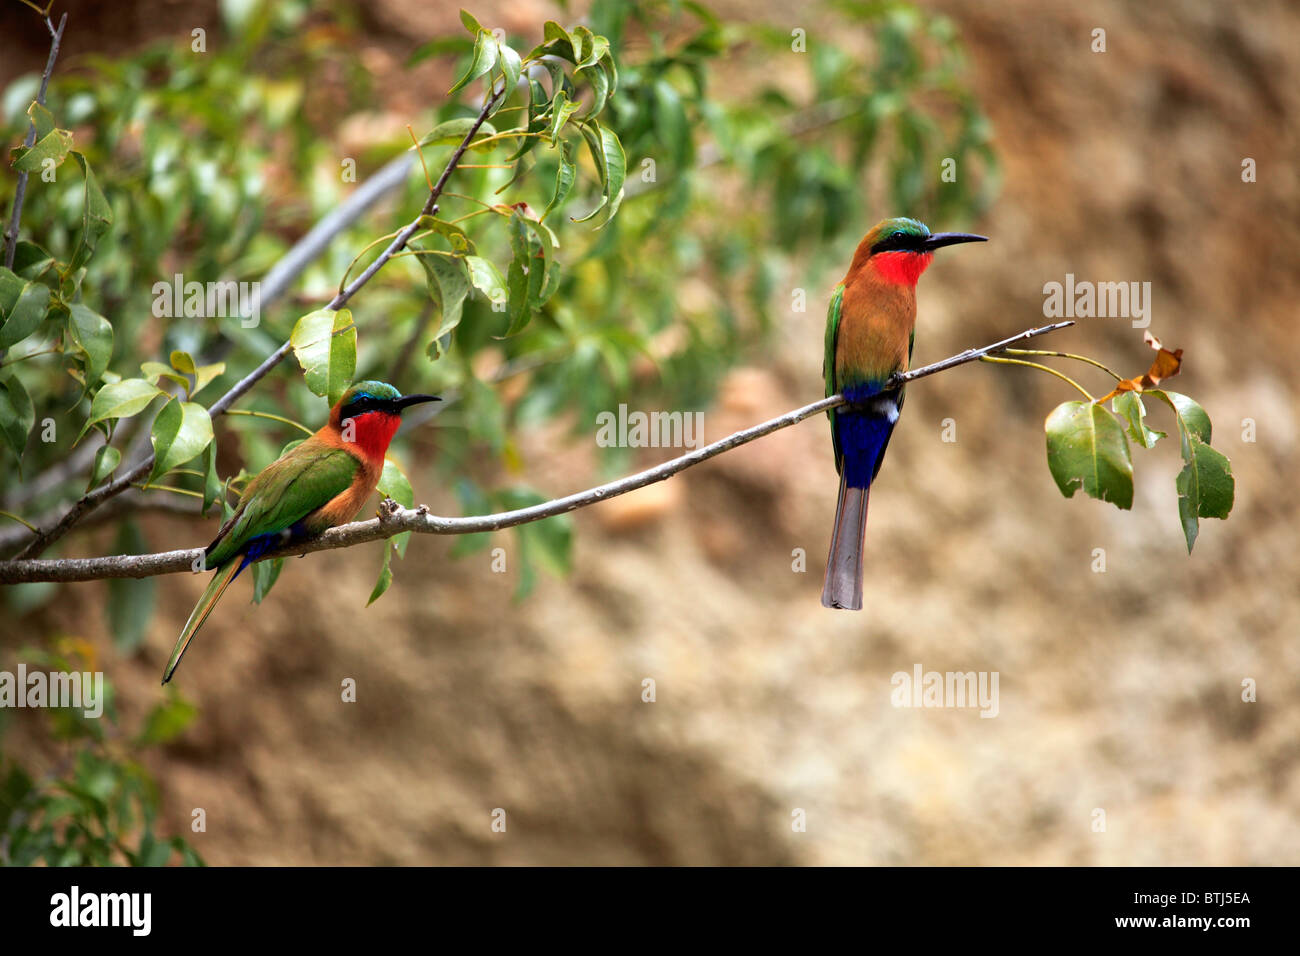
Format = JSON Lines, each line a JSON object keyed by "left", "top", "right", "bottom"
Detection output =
{"left": 7, "top": 0, "right": 1298, "bottom": 864}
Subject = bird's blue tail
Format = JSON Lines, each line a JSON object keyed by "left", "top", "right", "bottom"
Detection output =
{"left": 822, "top": 393, "right": 899, "bottom": 610}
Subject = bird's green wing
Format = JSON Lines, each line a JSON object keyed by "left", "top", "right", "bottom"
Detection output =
{"left": 823, "top": 283, "right": 845, "bottom": 471}
{"left": 206, "top": 443, "right": 359, "bottom": 566}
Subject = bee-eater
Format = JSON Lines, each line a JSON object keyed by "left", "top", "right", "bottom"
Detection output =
{"left": 162, "top": 381, "right": 439, "bottom": 683}
{"left": 822, "top": 218, "right": 986, "bottom": 609}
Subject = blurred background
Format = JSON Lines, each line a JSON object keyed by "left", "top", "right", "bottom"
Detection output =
{"left": 0, "top": 0, "right": 1296, "bottom": 865}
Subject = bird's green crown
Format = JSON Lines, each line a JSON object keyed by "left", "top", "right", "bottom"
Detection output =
{"left": 336, "top": 381, "right": 403, "bottom": 418}
{"left": 864, "top": 217, "right": 931, "bottom": 254}
{"left": 333, "top": 380, "right": 440, "bottom": 421}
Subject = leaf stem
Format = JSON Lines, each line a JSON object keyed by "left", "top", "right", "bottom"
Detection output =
{"left": 225, "top": 408, "right": 314, "bottom": 436}
{"left": 0, "top": 346, "right": 61, "bottom": 368}
{"left": 980, "top": 355, "right": 1094, "bottom": 401}
{"left": 0, "top": 510, "right": 38, "bottom": 532}
{"left": 1000, "top": 348, "right": 1123, "bottom": 381}
{"left": 131, "top": 484, "right": 204, "bottom": 500}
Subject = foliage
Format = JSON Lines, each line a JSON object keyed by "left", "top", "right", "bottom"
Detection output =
{"left": 0, "top": 640, "right": 203, "bottom": 866}
{"left": 1040, "top": 334, "right": 1234, "bottom": 550}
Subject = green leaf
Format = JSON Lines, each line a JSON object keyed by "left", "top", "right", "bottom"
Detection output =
{"left": 1173, "top": 437, "right": 1234, "bottom": 552}
{"left": 1150, "top": 389, "right": 1211, "bottom": 443}
{"left": 135, "top": 696, "right": 197, "bottom": 746}
{"left": 27, "top": 101, "right": 56, "bottom": 140}
{"left": 193, "top": 362, "right": 225, "bottom": 397}
{"left": 107, "top": 521, "right": 157, "bottom": 653}
{"left": 546, "top": 89, "right": 580, "bottom": 142}
{"left": 0, "top": 280, "right": 50, "bottom": 350}
{"left": 147, "top": 399, "right": 214, "bottom": 483}
{"left": 517, "top": 212, "right": 559, "bottom": 304}
{"left": 1148, "top": 390, "right": 1233, "bottom": 552}
{"left": 68, "top": 152, "right": 112, "bottom": 273}
{"left": 498, "top": 43, "right": 523, "bottom": 100}
{"left": 140, "top": 361, "right": 190, "bottom": 392}
{"left": 461, "top": 254, "right": 503, "bottom": 307}
{"left": 1044, "top": 400, "right": 1133, "bottom": 510}
{"left": 0, "top": 374, "right": 35, "bottom": 462}
{"left": 251, "top": 557, "right": 284, "bottom": 604}
{"left": 571, "top": 25, "right": 594, "bottom": 65}
{"left": 1112, "top": 391, "right": 1164, "bottom": 449}
{"left": 594, "top": 125, "right": 626, "bottom": 226}
{"left": 200, "top": 441, "right": 222, "bottom": 516}
{"left": 448, "top": 28, "right": 499, "bottom": 95}
{"left": 78, "top": 379, "right": 162, "bottom": 442}
{"left": 290, "top": 308, "right": 356, "bottom": 404}
{"left": 0, "top": 267, "right": 23, "bottom": 313}
{"left": 366, "top": 544, "right": 393, "bottom": 607}
{"left": 579, "top": 63, "right": 610, "bottom": 117}
{"left": 417, "top": 253, "right": 470, "bottom": 360}
{"left": 599, "top": 51, "right": 619, "bottom": 99}
{"left": 504, "top": 210, "right": 557, "bottom": 335}
{"left": 541, "top": 140, "right": 577, "bottom": 223}
{"left": 459, "top": 9, "right": 484, "bottom": 33}
{"left": 572, "top": 122, "right": 625, "bottom": 226}
{"left": 418, "top": 118, "right": 497, "bottom": 149}
{"left": 66, "top": 304, "right": 114, "bottom": 388}
{"left": 169, "top": 350, "right": 197, "bottom": 375}
{"left": 506, "top": 249, "right": 529, "bottom": 335}
{"left": 420, "top": 216, "right": 474, "bottom": 254}
{"left": 12, "top": 127, "right": 73, "bottom": 173}
{"left": 544, "top": 20, "right": 571, "bottom": 47}
{"left": 378, "top": 458, "right": 415, "bottom": 558}
{"left": 9, "top": 241, "right": 54, "bottom": 282}
{"left": 86, "top": 443, "right": 121, "bottom": 492}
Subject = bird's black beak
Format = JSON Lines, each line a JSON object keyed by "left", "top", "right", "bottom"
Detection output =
{"left": 392, "top": 394, "right": 441, "bottom": 412}
{"left": 923, "top": 232, "right": 988, "bottom": 251}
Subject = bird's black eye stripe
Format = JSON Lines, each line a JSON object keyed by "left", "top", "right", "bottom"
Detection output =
{"left": 870, "top": 230, "right": 926, "bottom": 254}
{"left": 342, "top": 396, "right": 387, "bottom": 417}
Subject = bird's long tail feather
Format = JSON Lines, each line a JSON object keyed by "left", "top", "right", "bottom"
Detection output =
{"left": 162, "top": 559, "right": 242, "bottom": 684}
{"left": 821, "top": 474, "right": 869, "bottom": 610}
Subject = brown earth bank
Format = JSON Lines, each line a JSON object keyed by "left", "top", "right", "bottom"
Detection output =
{"left": 3, "top": 0, "right": 1298, "bottom": 864}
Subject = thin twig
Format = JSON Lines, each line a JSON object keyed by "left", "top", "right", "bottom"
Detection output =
{"left": 0, "top": 321, "right": 1073, "bottom": 584}
{"left": 3, "top": 12, "right": 67, "bottom": 271}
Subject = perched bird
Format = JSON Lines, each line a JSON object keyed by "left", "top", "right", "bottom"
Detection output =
{"left": 163, "top": 381, "right": 438, "bottom": 683}
{"left": 822, "top": 218, "right": 986, "bottom": 609}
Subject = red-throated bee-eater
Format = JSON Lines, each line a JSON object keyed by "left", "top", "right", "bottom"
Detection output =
{"left": 162, "top": 381, "right": 439, "bottom": 683}
{"left": 822, "top": 218, "right": 986, "bottom": 609}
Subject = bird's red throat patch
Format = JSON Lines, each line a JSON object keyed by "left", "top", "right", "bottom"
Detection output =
{"left": 873, "top": 251, "right": 934, "bottom": 286}
{"left": 344, "top": 411, "right": 402, "bottom": 463}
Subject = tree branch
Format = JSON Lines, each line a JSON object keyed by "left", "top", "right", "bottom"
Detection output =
{"left": 2, "top": 11, "right": 66, "bottom": 271}
{"left": 8, "top": 83, "right": 506, "bottom": 561}
{"left": 0, "top": 320, "right": 1074, "bottom": 584}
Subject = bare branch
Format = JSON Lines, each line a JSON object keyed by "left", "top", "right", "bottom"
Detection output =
{"left": 2, "top": 12, "right": 67, "bottom": 271}
{"left": 8, "top": 83, "right": 506, "bottom": 561}
{"left": 0, "top": 321, "right": 1074, "bottom": 585}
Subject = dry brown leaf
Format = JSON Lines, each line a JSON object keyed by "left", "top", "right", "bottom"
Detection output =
{"left": 1099, "top": 331, "right": 1183, "bottom": 403}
